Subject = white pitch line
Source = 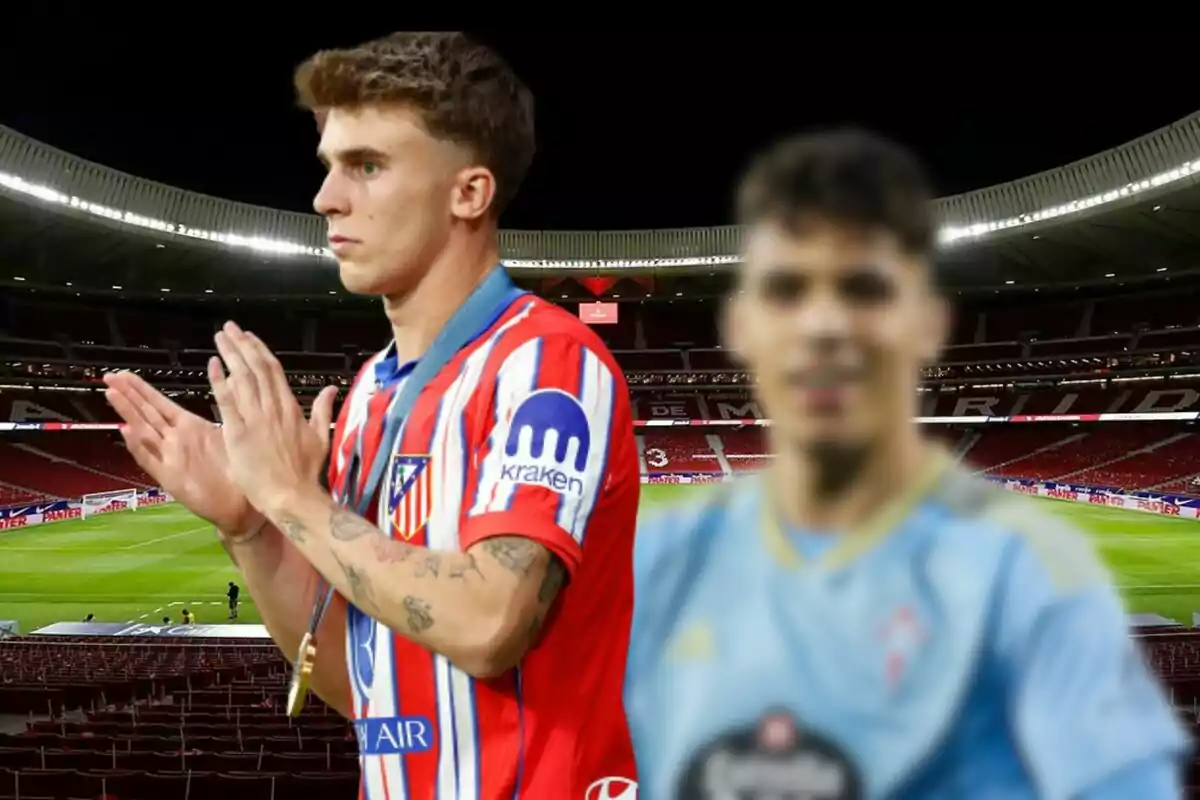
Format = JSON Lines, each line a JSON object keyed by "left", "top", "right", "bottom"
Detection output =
{"left": 119, "top": 525, "right": 210, "bottom": 550}
{"left": 1119, "top": 583, "right": 1200, "bottom": 590}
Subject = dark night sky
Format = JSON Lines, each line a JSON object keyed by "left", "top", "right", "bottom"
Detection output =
{"left": 2, "top": 19, "right": 1197, "bottom": 232}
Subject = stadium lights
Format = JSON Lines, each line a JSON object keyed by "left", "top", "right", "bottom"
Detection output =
{"left": 2, "top": 150, "right": 1200, "bottom": 268}
{"left": 1105, "top": 273, "right": 1116, "bottom": 278}
{"left": 1157, "top": 267, "right": 1168, "bottom": 272}
{"left": 112, "top": 285, "right": 122, "bottom": 290}
{"left": 12, "top": 276, "right": 24, "bottom": 281}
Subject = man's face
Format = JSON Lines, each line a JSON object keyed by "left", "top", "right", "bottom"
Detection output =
{"left": 313, "top": 106, "right": 476, "bottom": 296}
{"left": 726, "top": 218, "right": 945, "bottom": 453}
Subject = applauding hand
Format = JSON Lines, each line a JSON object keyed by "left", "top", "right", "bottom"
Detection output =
{"left": 208, "top": 321, "right": 339, "bottom": 516}
{"left": 103, "top": 371, "right": 262, "bottom": 538}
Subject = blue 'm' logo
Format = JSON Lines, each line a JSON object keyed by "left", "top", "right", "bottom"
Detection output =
{"left": 504, "top": 389, "right": 590, "bottom": 470}
{"left": 355, "top": 716, "right": 435, "bottom": 755}
{"left": 500, "top": 389, "right": 592, "bottom": 497}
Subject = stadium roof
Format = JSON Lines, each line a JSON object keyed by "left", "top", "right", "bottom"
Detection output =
{"left": 2, "top": 111, "right": 1200, "bottom": 300}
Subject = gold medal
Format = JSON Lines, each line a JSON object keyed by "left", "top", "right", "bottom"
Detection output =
{"left": 287, "top": 632, "right": 317, "bottom": 717}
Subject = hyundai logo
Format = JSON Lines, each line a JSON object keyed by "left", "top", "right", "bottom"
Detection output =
{"left": 585, "top": 776, "right": 637, "bottom": 800}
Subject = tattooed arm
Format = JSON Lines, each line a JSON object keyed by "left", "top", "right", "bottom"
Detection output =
{"left": 265, "top": 490, "right": 567, "bottom": 678}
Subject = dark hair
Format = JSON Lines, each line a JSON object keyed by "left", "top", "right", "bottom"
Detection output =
{"left": 738, "top": 129, "right": 936, "bottom": 257}
{"left": 294, "top": 31, "right": 536, "bottom": 216}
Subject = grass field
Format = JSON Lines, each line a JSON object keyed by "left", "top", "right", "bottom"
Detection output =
{"left": 1, "top": 485, "right": 1199, "bottom": 633}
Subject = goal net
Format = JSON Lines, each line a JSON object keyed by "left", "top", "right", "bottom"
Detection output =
{"left": 81, "top": 488, "right": 140, "bottom": 519}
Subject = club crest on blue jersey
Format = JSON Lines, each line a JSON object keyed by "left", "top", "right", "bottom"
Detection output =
{"left": 388, "top": 454, "right": 433, "bottom": 541}
{"left": 678, "top": 710, "right": 861, "bottom": 800}
{"left": 500, "top": 388, "right": 591, "bottom": 497}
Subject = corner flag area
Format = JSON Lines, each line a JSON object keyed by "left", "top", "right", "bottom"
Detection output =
{"left": 1, "top": 488, "right": 1199, "bottom": 634}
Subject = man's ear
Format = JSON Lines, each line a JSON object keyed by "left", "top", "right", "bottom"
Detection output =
{"left": 450, "top": 166, "right": 496, "bottom": 221}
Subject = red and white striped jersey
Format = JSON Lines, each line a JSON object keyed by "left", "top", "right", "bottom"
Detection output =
{"left": 328, "top": 295, "right": 639, "bottom": 800}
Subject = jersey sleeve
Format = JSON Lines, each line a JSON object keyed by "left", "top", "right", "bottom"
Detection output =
{"left": 997, "top": 533, "right": 1189, "bottom": 799}
{"left": 460, "top": 333, "right": 621, "bottom": 576}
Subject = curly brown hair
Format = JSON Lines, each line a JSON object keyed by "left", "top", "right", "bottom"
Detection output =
{"left": 295, "top": 31, "right": 535, "bottom": 216}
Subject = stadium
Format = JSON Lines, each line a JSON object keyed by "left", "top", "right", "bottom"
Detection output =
{"left": 3, "top": 96, "right": 1200, "bottom": 796}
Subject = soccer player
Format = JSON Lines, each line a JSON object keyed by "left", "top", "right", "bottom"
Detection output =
{"left": 625, "top": 131, "right": 1188, "bottom": 799}
{"left": 227, "top": 581, "right": 239, "bottom": 619}
{"left": 104, "top": 32, "right": 639, "bottom": 799}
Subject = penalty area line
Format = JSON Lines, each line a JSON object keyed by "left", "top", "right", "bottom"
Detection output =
{"left": 119, "top": 525, "right": 211, "bottom": 550}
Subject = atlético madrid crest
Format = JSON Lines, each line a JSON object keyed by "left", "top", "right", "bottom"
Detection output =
{"left": 388, "top": 454, "right": 433, "bottom": 541}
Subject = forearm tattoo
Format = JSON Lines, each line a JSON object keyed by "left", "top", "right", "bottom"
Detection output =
{"left": 279, "top": 516, "right": 307, "bottom": 544}
{"left": 404, "top": 596, "right": 434, "bottom": 633}
{"left": 415, "top": 552, "right": 442, "bottom": 579}
{"left": 330, "top": 507, "right": 378, "bottom": 541}
{"left": 334, "top": 550, "right": 375, "bottom": 609}
{"left": 448, "top": 553, "right": 486, "bottom": 582}
{"left": 481, "top": 537, "right": 540, "bottom": 578}
{"left": 371, "top": 536, "right": 414, "bottom": 563}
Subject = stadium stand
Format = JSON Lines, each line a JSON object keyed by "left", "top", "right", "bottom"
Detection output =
{"left": 2, "top": 309, "right": 1200, "bottom": 496}
{"left": 0, "top": 639, "right": 357, "bottom": 800}
{"left": 5, "top": 110, "right": 1200, "bottom": 794}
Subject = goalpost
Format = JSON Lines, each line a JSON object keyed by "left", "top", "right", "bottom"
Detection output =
{"left": 81, "top": 488, "right": 140, "bottom": 519}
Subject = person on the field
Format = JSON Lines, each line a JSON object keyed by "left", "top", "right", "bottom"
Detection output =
{"left": 625, "top": 129, "right": 1188, "bottom": 799}
{"left": 82, "top": 613, "right": 94, "bottom": 623}
{"left": 181, "top": 608, "right": 193, "bottom": 625}
{"left": 103, "top": 31, "right": 639, "bottom": 799}
{"left": 226, "top": 581, "right": 239, "bottom": 619}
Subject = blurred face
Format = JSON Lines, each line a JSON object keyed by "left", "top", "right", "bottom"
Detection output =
{"left": 313, "top": 105, "right": 495, "bottom": 296}
{"left": 725, "top": 217, "right": 946, "bottom": 454}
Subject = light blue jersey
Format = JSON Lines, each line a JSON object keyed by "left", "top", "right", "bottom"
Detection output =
{"left": 626, "top": 456, "right": 1189, "bottom": 799}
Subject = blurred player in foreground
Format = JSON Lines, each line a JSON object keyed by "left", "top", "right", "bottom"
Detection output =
{"left": 625, "top": 131, "right": 1188, "bottom": 798}
{"left": 105, "top": 31, "right": 639, "bottom": 799}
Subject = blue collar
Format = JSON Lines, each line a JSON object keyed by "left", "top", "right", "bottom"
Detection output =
{"left": 373, "top": 268, "right": 526, "bottom": 390}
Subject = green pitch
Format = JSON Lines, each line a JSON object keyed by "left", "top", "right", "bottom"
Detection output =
{"left": 0, "top": 486, "right": 1198, "bottom": 634}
